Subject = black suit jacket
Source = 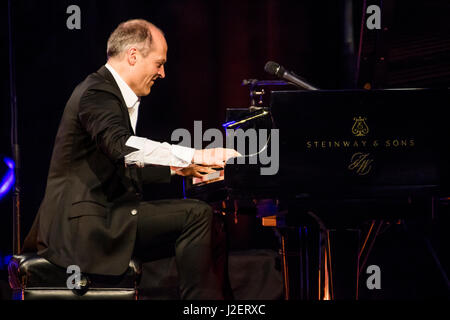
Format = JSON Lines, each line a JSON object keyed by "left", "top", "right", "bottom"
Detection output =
{"left": 23, "top": 66, "right": 171, "bottom": 276}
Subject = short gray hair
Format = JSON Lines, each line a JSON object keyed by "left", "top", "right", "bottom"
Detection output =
{"left": 107, "top": 19, "right": 157, "bottom": 59}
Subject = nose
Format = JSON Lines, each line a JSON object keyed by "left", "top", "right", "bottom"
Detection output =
{"left": 159, "top": 65, "right": 165, "bottom": 79}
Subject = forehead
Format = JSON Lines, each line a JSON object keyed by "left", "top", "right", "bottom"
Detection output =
{"left": 149, "top": 28, "right": 167, "bottom": 57}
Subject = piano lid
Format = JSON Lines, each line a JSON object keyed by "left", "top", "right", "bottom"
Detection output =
{"left": 222, "top": 88, "right": 450, "bottom": 197}
{"left": 268, "top": 88, "right": 450, "bottom": 192}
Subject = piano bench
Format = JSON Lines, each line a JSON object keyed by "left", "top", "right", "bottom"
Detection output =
{"left": 8, "top": 253, "right": 141, "bottom": 300}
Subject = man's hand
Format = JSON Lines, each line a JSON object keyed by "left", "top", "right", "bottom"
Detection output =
{"left": 171, "top": 164, "right": 218, "bottom": 178}
{"left": 192, "top": 148, "right": 241, "bottom": 167}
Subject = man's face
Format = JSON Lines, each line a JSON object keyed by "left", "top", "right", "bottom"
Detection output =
{"left": 130, "top": 31, "right": 167, "bottom": 96}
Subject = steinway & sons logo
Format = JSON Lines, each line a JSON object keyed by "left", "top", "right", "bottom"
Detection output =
{"left": 350, "top": 117, "right": 371, "bottom": 175}
{"left": 305, "top": 116, "right": 415, "bottom": 176}
{"left": 352, "top": 116, "right": 369, "bottom": 137}
{"left": 348, "top": 152, "right": 373, "bottom": 176}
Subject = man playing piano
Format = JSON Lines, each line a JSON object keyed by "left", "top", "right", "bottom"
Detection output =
{"left": 22, "top": 19, "right": 239, "bottom": 299}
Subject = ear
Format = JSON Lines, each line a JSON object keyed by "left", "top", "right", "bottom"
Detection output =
{"left": 126, "top": 47, "right": 138, "bottom": 66}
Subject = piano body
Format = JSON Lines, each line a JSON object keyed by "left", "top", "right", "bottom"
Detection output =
{"left": 187, "top": 88, "right": 450, "bottom": 300}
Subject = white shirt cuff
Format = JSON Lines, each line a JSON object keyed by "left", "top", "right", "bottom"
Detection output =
{"left": 171, "top": 144, "right": 195, "bottom": 164}
{"left": 124, "top": 136, "right": 194, "bottom": 167}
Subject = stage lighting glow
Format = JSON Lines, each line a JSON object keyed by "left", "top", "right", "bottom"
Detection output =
{"left": 0, "top": 157, "right": 15, "bottom": 199}
{"left": 222, "top": 120, "right": 236, "bottom": 128}
{"left": 2, "top": 254, "right": 12, "bottom": 269}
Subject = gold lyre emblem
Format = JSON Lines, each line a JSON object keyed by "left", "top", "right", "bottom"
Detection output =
{"left": 352, "top": 116, "right": 369, "bottom": 137}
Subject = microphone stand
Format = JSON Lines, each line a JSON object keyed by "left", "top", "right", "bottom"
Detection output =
{"left": 8, "top": 0, "right": 21, "bottom": 255}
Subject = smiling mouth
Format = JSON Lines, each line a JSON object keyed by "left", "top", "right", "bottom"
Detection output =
{"left": 149, "top": 76, "right": 160, "bottom": 87}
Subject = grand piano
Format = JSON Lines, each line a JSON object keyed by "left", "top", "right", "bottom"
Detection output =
{"left": 187, "top": 88, "right": 450, "bottom": 300}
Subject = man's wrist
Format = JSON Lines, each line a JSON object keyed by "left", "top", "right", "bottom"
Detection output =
{"left": 192, "top": 149, "right": 200, "bottom": 164}
{"left": 171, "top": 144, "right": 195, "bottom": 165}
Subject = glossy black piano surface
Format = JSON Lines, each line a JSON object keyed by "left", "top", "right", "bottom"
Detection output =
{"left": 225, "top": 89, "right": 450, "bottom": 196}
{"left": 188, "top": 89, "right": 450, "bottom": 216}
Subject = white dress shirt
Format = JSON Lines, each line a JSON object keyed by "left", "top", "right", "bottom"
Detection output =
{"left": 104, "top": 63, "right": 194, "bottom": 168}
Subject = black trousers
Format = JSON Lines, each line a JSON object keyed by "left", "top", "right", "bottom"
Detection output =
{"left": 132, "top": 198, "right": 232, "bottom": 300}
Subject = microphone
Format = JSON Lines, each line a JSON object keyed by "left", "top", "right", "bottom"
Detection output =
{"left": 264, "top": 61, "right": 319, "bottom": 90}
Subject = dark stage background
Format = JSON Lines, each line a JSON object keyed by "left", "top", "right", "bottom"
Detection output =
{"left": 1, "top": 0, "right": 449, "bottom": 300}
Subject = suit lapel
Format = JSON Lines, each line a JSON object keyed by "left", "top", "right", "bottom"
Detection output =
{"left": 96, "top": 66, "right": 135, "bottom": 135}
